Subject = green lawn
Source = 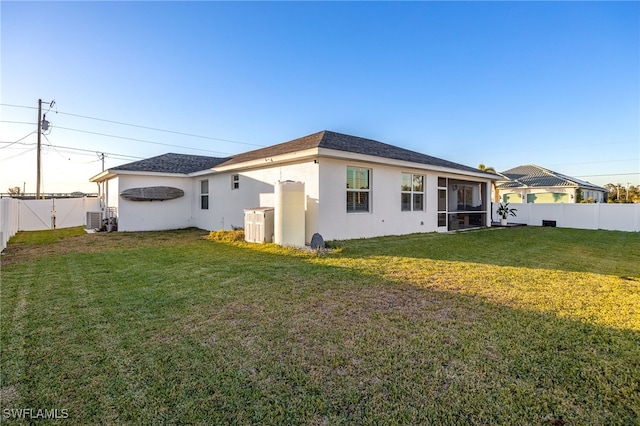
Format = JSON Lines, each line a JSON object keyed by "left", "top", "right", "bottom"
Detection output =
{"left": 1, "top": 226, "right": 638, "bottom": 424}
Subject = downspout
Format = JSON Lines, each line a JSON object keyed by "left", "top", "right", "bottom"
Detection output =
{"left": 104, "top": 180, "right": 109, "bottom": 220}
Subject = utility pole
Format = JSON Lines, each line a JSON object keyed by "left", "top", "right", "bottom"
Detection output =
{"left": 99, "top": 152, "right": 105, "bottom": 171}
{"left": 36, "top": 99, "right": 42, "bottom": 199}
{"left": 36, "top": 99, "right": 54, "bottom": 199}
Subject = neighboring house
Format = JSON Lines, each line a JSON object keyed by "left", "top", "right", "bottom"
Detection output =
{"left": 496, "top": 165, "right": 607, "bottom": 204}
{"left": 90, "top": 130, "right": 497, "bottom": 243}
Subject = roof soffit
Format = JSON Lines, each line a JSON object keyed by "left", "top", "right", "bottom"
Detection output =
{"left": 91, "top": 169, "right": 190, "bottom": 182}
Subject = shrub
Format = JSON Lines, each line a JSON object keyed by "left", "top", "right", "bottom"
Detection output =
{"left": 207, "top": 229, "right": 245, "bottom": 242}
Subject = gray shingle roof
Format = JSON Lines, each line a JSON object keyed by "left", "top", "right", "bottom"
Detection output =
{"left": 110, "top": 131, "right": 490, "bottom": 176}
{"left": 497, "top": 165, "right": 605, "bottom": 190}
{"left": 221, "top": 130, "right": 485, "bottom": 174}
{"left": 111, "top": 153, "right": 227, "bottom": 174}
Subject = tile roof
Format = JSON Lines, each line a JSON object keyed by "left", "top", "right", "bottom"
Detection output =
{"left": 111, "top": 153, "right": 227, "bottom": 174}
{"left": 497, "top": 165, "right": 605, "bottom": 190}
{"left": 110, "top": 131, "right": 491, "bottom": 176}
{"left": 220, "top": 130, "right": 485, "bottom": 174}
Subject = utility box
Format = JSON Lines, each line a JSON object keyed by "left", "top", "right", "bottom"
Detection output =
{"left": 244, "top": 207, "right": 274, "bottom": 243}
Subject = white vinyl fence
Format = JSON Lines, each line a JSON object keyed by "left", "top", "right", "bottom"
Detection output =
{"left": 492, "top": 203, "right": 640, "bottom": 232}
{"left": 1, "top": 197, "right": 102, "bottom": 251}
{"left": 0, "top": 198, "right": 20, "bottom": 253}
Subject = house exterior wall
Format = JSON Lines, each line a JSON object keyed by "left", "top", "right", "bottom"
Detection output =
{"left": 116, "top": 175, "right": 193, "bottom": 231}
{"left": 499, "top": 187, "right": 606, "bottom": 204}
{"left": 500, "top": 187, "right": 574, "bottom": 204}
{"left": 316, "top": 159, "right": 492, "bottom": 241}
{"left": 193, "top": 162, "right": 320, "bottom": 242}
{"left": 502, "top": 192, "right": 524, "bottom": 204}
{"left": 105, "top": 158, "right": 493, "bottom": 240}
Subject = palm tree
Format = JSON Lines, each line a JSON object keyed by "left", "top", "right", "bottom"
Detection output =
{"left": 478, "top": 164, "right": 501, "bottom": 202}
{"left": 478, "top": 163, "right": 497, "bottom": 174}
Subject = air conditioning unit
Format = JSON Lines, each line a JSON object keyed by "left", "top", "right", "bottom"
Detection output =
{"left": 86, "top": 212, "right": 102, "bottom": 230}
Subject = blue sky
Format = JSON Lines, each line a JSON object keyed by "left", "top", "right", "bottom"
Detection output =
{"left": 1, "top": 1, "right": 638, "bottom": 193}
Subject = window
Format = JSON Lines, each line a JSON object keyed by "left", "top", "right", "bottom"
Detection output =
{"left": 438, "top": 212, "right": 447, "bottom": 227}
{"left": 231, "top": 174, "right": 239, "bottom": 190}
{"left": 457, "top": 185, "right": 473, "bottom": 210}
{"left": 527, "top": 193, "right": 569, "bottom": 204}
{"left": 438, "top": 177, "right": 447, "bottom": 227}
{"left": 200, "top": 179, "right": 209, "bottom": 210}
{"left": 401, "top": 173, "right": 424, "bottom": 211}
{"left": 438, "top": 189, "right": 447, "bottom": 212}
{"left": 346, "top": 166, "right": 371, "bottom": 212}
{"left": 503, "top": 193, "right": 520, "bottom": 204}
{"left": 453, "top": 183, "right": 484, "bottom": 211}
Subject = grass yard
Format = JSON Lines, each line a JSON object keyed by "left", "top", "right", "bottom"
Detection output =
{"left": 1, "top": 226, "right": 639, "bottom": 424}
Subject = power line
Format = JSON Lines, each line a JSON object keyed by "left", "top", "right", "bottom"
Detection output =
{"left": 43, "top": 134, "right": 73, "bottom": 162}
{"left": 0, "top": 103, "right": 38, "bottom": 111}
{"left": 3, "top": 122, "right": 238, "bottom": 155}
{"left": 574, "top": 173, "right": 639, "bottom": 178}
{"left": 46, "top": 143, "right": 144, "bottom": 160}
{"left": 0, "top": 123, "right": 220, "bottom": 158}
{"left": 55, "top": 110, "right": 264, "bottom": 148}
{"left": 1, "top": 139, "right": 143, "bottom": 160}
{"left": 0, "top": 141, "right": 36, "bottom": 146}
{"left": 46, "top": 147, "right": 137, "bottom": 163}
{"left": 0, "top": 147, "right": 36, "bottom": 162}
{"left": 1, "top": 102, "right": 264, "bottom": 148}
{"left": 54, "top": 125, "right": 234, "bottom": 155}
{"left": 3, "top": 103, "right": 638, "bottom": 155}
{"left": 0, "top": 131, "right": 37, "bottom": 150}
{"left": 0, "top": 120, "right": 37, "bottom": 125}
{"left": 2, "top": 103, "right": 637, "bottom": 173}
{"left": 545, "top": 159, "right": 640, "bottom": 167}
{"left": 483, "top": 140, "right": 639, "bottom": 159}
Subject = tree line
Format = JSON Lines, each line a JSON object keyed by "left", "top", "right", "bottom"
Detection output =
{"left": 604, "top": 184, "right": 639, "bottom": 203}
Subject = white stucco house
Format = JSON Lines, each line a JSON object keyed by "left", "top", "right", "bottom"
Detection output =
{"left": 496, "top": 165, "right": 607, "bottom": 204}
{"left": 90, "top": 130, "right": 497, "bottom": 242}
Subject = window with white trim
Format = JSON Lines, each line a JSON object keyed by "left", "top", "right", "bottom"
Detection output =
{"left": 200, "top": 179, "right": 209, "bottom": 210}
{"left": 231, "top": 174, "right": 239, "bottom": 190}
{"left": 346, "top": 166, "right": 371, "bottom": 213}
{"left": 437, "top": 177, "right": 447, "bottom": 227}
{"left": 401, "top": 173, "right": 424, "bottom": 211}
